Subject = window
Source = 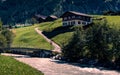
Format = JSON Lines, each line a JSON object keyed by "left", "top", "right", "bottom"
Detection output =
{"left": 68, "top": 17, "right": 71, "bottom": 19}
{"left": 82, "top": 17, "right": 85, "bottom": 20}
{"left": 87, "top": 18, "right": 90, "bottom": 22}
{"left": 78, "top": 21, "right": 81, "bottom": 24}
{"left": 73, "top": 21, "right": 75, "bottom": 25}
{"left": 68, "top": 22, "right": 71, "bottom": 25}
{"left": 71, "top": 21, "right": 75, "bottom": 25}
{"left": 78, "top": 16, "right": 81, "bottom": 19}
{"left": 82, "top": 22, "right": 87, "bottom": 25}
{"left": 63, "top": 23, "right": 67, "bottom": 26}
{"left": 64, "top": 17, "right": 67, "bottom": 20}
{"left": 72, "top": 16, "right": 75, "bottom": 18}
{"left": 63, "top": 23, "right": 65, "bottom": 26}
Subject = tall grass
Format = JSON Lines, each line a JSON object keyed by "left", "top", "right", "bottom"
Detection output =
{"left": 0, "top": 55, "right": 43, "bottom": 75}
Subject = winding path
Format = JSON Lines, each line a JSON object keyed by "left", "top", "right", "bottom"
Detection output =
{"left": 2, "top": 28, "right": 120, "bottom": 75}
{"left": 2, "top": 53, "right": 120, "bottom": 75}
{"left": 35, "top": 28, "right": 61, "bottom": 53}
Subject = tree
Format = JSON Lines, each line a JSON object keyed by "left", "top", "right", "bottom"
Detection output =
{"left": 0, "top": 34, "right": 7, "bottom": 53}
{"left": 62, "top": 19, "right": 120, "bottom": 68}
{"left": 85, "top": 19, "right": 117, "bottom": 63}
{"left": 111, "top": 28, "right": 120, "bottom": 67}
{"left": 62, "top": 26, "right": 86, "bottom": 61}
{"left": 1, "top": 29, "right": 13, "bottom": 48}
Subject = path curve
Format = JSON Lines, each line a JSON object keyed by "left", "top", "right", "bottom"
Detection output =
{"left": 2, "top": 53, "right": 120, "bottom": 75}
{"left": 35, "top": 28, "right": 61, "bottom": 53}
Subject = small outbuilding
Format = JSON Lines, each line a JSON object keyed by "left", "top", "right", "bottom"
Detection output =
{"left": 60, "top": 11, "right": 92, "bottom": 26}
{"left": 45, "top": 15, "right": 58, "bottom": 22}
{"left": 33, "top": 14, "right": 46, "bottom": 23}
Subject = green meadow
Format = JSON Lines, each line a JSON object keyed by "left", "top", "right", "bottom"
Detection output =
{"left": 38, "top": 16, "right": 120, "bottom": 47}
{"left": 95, "top": 16, "right": 120, "bottom": 28}
{"left": 103, "top": 16, "right": 120, "bottom": 25}
{"left": 12, "top": 25, "right": 53, "bottom": 50}
{"left": 0, "top": 55, "right": 43, "bottom": 75}
{"left": 12, "top": 16, "right": 120, "bottom": 48}
{"left": 37, "top": 19, "right": 74, "bottom": 46}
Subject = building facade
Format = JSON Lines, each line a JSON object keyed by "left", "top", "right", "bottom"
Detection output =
{"left": 61, "top": 11, "right": 92, "bottom": 26}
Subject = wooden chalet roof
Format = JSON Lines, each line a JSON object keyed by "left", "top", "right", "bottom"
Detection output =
{"left": 48, "top": 15, "right": 58, "bottom": 19}
{"left": 61, "top": 11, "right": 91, "bottom": 17}
{"left": 34, "top": 14, "right": 47, "bottom": 19}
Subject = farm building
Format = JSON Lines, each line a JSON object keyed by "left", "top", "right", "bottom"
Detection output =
{"left": 45, "top": 15, "right": 58, "bottom": 22}
{"left": 60, "top": 11, "right": 92, "bottom": 26}
{"left": 33, "top": 14, "right": 46, "bottom": 23}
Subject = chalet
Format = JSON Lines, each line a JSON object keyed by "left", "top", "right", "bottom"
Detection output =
{"left": 45, "top": 15, "right": 58, "bottom": 22}
{"left": 61, "top": 11, "right": 92, "bottom": 26}
{"left": 33, "top": 14, "right": 46, "bottom": 23}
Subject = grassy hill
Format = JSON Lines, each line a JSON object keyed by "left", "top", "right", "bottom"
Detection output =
{"left": 0, "top": 55, "right": 43, "bottom": 75}
{"left": 37, "top": 19, "right": 74, "bottom": 47}
{"left": 12, "top": 25, "right": 53, "bottom": 50}
{"left": 12, "top": 16, "right": 120, "bottom": 49}
{"left": 104, "top": 16, "right": 120, "bottom": 29}
{"left": 37, "top": 16, "right": 120, "bottom": 47}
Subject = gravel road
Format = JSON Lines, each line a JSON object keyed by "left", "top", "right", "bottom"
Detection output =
{"left": 2, "top": 53, "right": 120, "bottom": 75}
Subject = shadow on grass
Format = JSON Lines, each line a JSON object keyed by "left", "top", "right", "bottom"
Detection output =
{"left": 42, "top": 24, "right": 93, "bottom": 39}
{"left": 42, "top": 26, "right": 74, "bottom": 39}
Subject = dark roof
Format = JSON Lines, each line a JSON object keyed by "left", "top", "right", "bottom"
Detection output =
{"left": 49, "top": 15, "right": 58, "bottom": 19}
{"left": 34, "top": 14, "right": 47, "bottom": 19}
{"left": 61, "top": 11, "right": 92, "bottom": 17}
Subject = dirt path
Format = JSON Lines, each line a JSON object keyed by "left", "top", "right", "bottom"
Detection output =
{"left": 35, "top": 28, "right": 61, "bottom": 53}
{"left": 2, "top": 53, "right": 120, "bottom": 75}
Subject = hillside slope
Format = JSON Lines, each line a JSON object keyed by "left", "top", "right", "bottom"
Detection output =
{"left": 12, "top": 25, "right": 53, "bottom": 50}
{"left": 38, "top": 16, "right": 120, "bottom": 46}
{"left": 0, "top": 0, "right": 120, "bottom": 24}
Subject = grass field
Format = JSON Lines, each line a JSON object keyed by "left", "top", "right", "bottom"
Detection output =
{"left": 0, "top": 55, "right": 43, "bottom": 75}
{"left": 102, "top": 16, "right": 120, "bottom": 25}
{"left": 38, "top": 19, "right": 62, "bottom": 31}
{"left": 104, "top": 16, "right": 120, "bottom": 29}
{"left": 37, "top": 19, "right": 74, "bottom": 47}
{"left": 95, "top": 16, "right": 120, "bottom": 28}
{"left": 12, "top": 16, "right": 120, "bottom": 49}
{"left": 38, "top": 16, "right": 120, "bottom": 47}
{"left": 51, "top": 32, "right": 73, "bottom": 47}
{"left": 12, "top": 25, "right": 53, "bottom": 50}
